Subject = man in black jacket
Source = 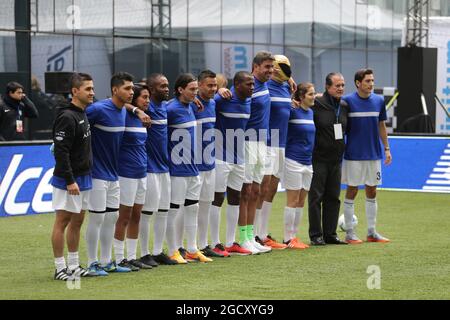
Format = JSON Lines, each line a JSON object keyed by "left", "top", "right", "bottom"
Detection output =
{"left": 50, "top": 73, "right": 94, "bottom": 280}
{"left": 308, "top": 73, "right": 349, "bottom": 245}
{"left": 0, "top": 82, "right": 39, "bottom": 141}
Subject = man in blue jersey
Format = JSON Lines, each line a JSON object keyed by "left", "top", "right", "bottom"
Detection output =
{"left": 192, "top": 70, "right": 226, "bottom": 258}
{"left": 240, "top": 51, "right": 274, "bottom": 254}
{"left": 210, "top": 71, "right": 254, "bottom": 256}
{"left": 51, "top": 73, "right": 94, "bottom": 280}
{"left": 166, "top": 73, "right": 212, "bottom": 263}
{"left": 254, "top": 55, "right": 293, "bottom": 250}
{"left": 342, "top": 69, "right": 392, "bottom": 244}
{"left": 139, "top": 73, "right": 177, "bottom": 266}
{"left": 85, "top": 72, "right": 136, "bottom": 275}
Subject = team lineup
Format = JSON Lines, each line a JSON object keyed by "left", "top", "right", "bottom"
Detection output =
{"left": 50, "top": 51, "right": 392, "bottom": 281}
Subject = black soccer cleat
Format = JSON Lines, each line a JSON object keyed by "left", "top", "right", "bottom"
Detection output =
{"left": 152, "top": 252, "right": 178, "bottom": 265}
{"left": 129, "top": 259, "right": 152, "bottom": 270}
{"left": 200, "top": 245, "right": 226, "bottom": 258}
{"left": 139, "top": 254, "right": 159, "bottom": 267}
{"left": 118, "top": 259, "right": 140, "bottom": 271}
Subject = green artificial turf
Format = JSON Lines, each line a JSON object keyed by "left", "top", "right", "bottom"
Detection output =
{"left": 0, "top": 190, "right": 449, "bottom": 300}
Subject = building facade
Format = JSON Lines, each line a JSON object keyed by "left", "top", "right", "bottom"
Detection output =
{"left": 0, "top": 0, "right": 449, "bottom": 139}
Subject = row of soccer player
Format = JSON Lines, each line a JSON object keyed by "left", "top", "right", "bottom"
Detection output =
{"left": 51, "top": 51, "right": 391, "bottom": 281}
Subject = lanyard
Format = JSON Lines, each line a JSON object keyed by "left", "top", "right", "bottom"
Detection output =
{"left": 335, "top": 103, "right": 341, "bottom": 124}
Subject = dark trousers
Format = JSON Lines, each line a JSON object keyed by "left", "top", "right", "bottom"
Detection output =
{"left": 308, "top": 160, "right": 342, "bottom": 240}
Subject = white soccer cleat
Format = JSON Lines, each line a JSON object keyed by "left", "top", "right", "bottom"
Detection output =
{"left": 251, "top": 239, "right": 272, "bottom": 253}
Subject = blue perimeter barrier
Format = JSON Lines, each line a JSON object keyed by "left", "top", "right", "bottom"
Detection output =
{"left": 1, "top": 136, "right": 449, "bottom": 217}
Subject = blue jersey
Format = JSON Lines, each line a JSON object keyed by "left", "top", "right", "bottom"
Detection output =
{"left": 51, "top": 175, "right": 92, "bottom": 192}
{"left": 193, "top": 97, "right": 216, "bottom": 172}
{"left": 214, "top": 88, "right": 251, "bottom": 164}
{"left": 285, "top": 107, "right": 316, "bottom": 165}
{"left": 118, "top": 111, "right": 147, "bottom": 179}
{"left": 167, "top": 98, "right": 199, "bottom": 177}
{"left": 146, "top": 101, "right": 170, "bottom": 173}
{"left": 267, "top": 79, "right": 291, "bottom": 148}
{"left": 246, "top": 77, "right": 271, "bottom": 142}
{"left": 342, "top": 92, "right": 387, "bottom": 161}
{"left": 86, "top": 99, "right": 126, "bottom": 181}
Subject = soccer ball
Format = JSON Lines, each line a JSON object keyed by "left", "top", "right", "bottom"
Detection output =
{"left": 338, "top": 214, "right": 358, "bottom": 232}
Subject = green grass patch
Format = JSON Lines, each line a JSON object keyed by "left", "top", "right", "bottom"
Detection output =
{"left": 0, "top": 190, "right": 449, "bottom": 300}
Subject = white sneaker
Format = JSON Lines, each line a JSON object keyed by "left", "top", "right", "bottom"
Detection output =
{"left": 241, "top": 240, "right": 260, "bottom": 255}
{"left": 251, "top": 239, "right": 272, "bottom": 253}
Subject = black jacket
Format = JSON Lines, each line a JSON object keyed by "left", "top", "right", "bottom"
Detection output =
{"left": 52, "top": 103, "right": 92, "bottom": 185}
{"left": 311, "top": 91, "right": 349, "bottom": 164}
{"left": 0, "top": 94, "right": 39, "bottom": 141}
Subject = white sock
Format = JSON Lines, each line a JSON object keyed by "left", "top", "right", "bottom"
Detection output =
{"left": 166, "top": 208, "right": 179, "bottom": 255}
{"left": 260, "top": 201, "right": 273, "bottom": 240}
{"left": 139, "top": 213, "right": 151, "bottom": 257}
{"left": 174, "top": 206, "right": 185, "bottom": 249}
{"left": 67, "top": 252, "right": 79, "bottom": 270}
{"left": 225, "top": 205, "right": 239, "bottom": 247}
{"left": 284, "top": 207, "right": 296, "bottom": 242}
{"left": 293, "top": 207, "right": 304, "bottom": 237}
{"left": 126, "top": 238, "right": 138, "bottom": 260}
{"left": 185, "top": 203, "right": 199, "bottom": 253}
{"left": 99, "top": 211, "right": 119, "bottom": 265}
{"left": 55, "top": 256, "right": 66, "bottom": 272}
{"left": 254, "top": 208, "right": 262, "bottom": 238}
{"left": 209, "top": 205, "right": 221, "bottom": 247}
{"left": 153, "top": 211, "right": 168, "bottom": 256}
{"left": 366, "top": 198, "right": 377, "bottom": 235}
{"left": 86, "top": 213, "right": 105, "bottom": 266}
{"left": 113, "top": 238, "right": 125, "bottom": 264}
{"left": 197, "top": 201, "right": 211, "bottom": 249}
{"left": 344, "top": 198, "right": 355, "bottom": 235}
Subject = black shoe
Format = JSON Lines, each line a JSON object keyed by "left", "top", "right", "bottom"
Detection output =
{"left": 310, "top": 237, "right": 326, "bottom": 246}
{"left": 139, "top": 254, "right": 159, "bottom": 267}
{"left": 179, "top": 247, "right": 187, "bottom": 260}
{"left": 201, "top": 245, "right": 225, "bottom": 258}
{"left": 152, "top": 252, "right": 178, "bottom": 265}
{"left": 54, "top": 268, "right": 71, "bottom": 281}
{"left": 324, "top": 236, "right": 348, "bottom": 245}
{"left": 119, "top": 259, "right": 140, "bottom": 271}
{"left": 254, "top": 236, "right": 264, "bottom": 246}
{"left": 129, "top": 259, "right": 152, "bottom": 270}
{"left": 69, "top": 265, "right": 91, "bottom": 277}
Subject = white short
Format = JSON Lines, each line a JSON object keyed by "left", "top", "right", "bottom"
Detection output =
{"left": 88, "top": 179, "right": 120, "bottom": 212}
{"left": 143, "top": 172, "right": 171, "bottom": 212}
{"left": 170, "top": 175, "right": 202, "bottom": 205}
{"left": 264, "top": 146, "right": 285, "bottom": 178}
{"left": 282, "top": 158, "right": 313, "bottom": 191}
{"left": 119, "top": 176, "right": 147, "bottom": 207}
{"left": 341, "top": 160, "right": 382, "bottom": 187}
{"left": 244, "top": 140, "right": 267, "bottom": 184}
{"left": 199, "top": 169, "right": 216, "bottom": 202}
{"left": 215, "top": 160, "right": 246, "bottom": 193}
{"left": 52, "top": 187, "right": 90, "bottom": 213}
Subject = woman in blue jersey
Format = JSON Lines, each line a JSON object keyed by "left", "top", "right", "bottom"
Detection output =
{"left": 282, "top": 83, "right": 316, "bottom": 250}
{"left": 113, "top": 84, "right": 152, "bottom": 270}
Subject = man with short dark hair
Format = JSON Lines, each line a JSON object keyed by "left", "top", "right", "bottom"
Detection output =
{"left": 51, "top": 73, "right": 94, "bottom": 280}
{"left": 211, "top": 71, "right": 254, "bottom": 256}
{"left": 308, "top": 72, "right": 349, "bottom": 246}
{"left": 85, "top": 72, "right": 136, "bottom": 275}
{"left": 342, "top": 68, "right": 392, "bottom": 244}
{"left": 0, "top": 81, "right": 39, "bottom": 141}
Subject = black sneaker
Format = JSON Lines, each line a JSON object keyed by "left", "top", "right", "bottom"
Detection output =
{"left": 139, "top": 254, "right": 159, "bottom": 267}
{"left": 118, "top": 259, "right": 140, "bottom": 271}
{"left": 178, "top": 247, "right": 187, "bottom": 260}
{"left": 255, "top": 236, "right": 264, "bottom": 246}
{"left": 152, "top": 252, "right": 178, "bottom": 265}
{"left": 201, "top": 245, "right": 225, "bottom": 258}
{"left": 54, "top": 268, "right": 71, "bottom": 281}
{"left": 129, "top": 259, "right": 152, "bottom": 270}
{"left": 69, "top": 265, "right": 91, "bottom": 277}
